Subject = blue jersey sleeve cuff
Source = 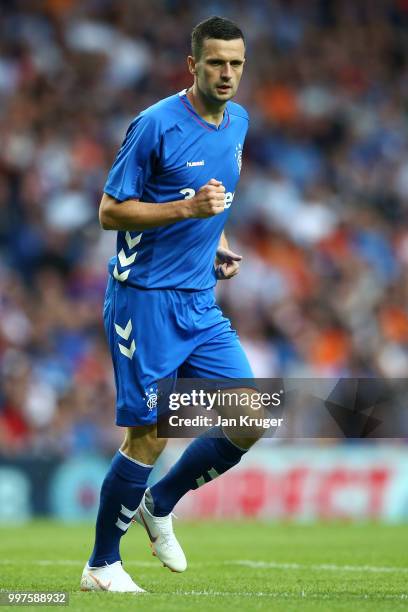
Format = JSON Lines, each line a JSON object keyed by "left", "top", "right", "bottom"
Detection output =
{"left": 103, "top": 184, "right": 141, "bottom": 203}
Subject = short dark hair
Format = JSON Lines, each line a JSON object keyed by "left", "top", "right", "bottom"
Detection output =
{"left": 191, "top": 16, "right": 245, "bottom": 59}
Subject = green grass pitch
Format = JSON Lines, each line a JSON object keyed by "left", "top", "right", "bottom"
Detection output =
{"left": 1, "top": 521, "right": 408, "bottom": 611}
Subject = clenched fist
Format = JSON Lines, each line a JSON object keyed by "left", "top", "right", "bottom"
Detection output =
{"left": 190, "top": 179, "right": 226, "bottom": 218}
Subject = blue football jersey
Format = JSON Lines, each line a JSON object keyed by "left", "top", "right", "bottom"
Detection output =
{"left": 104, "top": 89, "right": 249, "bottom": 290}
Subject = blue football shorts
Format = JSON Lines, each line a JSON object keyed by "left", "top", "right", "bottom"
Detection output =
{"left": 103, "top": 277, "right": 254, "bottom": 426}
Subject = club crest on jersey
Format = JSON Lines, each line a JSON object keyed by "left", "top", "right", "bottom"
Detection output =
{"left": 235, "top": 143, "right": 242, "bottom": 174}
{"left": 144, "top": 385, "right": 158, "bottom": 411}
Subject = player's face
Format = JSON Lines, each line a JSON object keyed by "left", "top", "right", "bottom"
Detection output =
{"left": 189, "top": 38, "right": 246, "bottom": 104}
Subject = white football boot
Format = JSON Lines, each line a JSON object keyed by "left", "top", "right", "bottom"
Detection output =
{"left": 80, "top": 560, "right": 145, "bottom": 593}
{"left": 134, "top": 489, "right": 187, "bottom": 573}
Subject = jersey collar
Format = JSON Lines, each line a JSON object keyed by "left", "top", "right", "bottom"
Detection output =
{"left": 178, "top": 89, "right": 230, "bottom": 132}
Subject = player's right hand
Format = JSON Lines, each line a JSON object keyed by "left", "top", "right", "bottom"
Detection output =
{"left": 190, "top": 179, "right": 226, "bottom": 218}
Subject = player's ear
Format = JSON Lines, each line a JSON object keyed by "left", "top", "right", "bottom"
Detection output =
{"left": 187, "top": 55, "right": 196, "bottom": 75}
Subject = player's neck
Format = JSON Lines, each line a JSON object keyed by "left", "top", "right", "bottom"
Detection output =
{"left": 187, "top": 86, "right": 226, "bottom": 127}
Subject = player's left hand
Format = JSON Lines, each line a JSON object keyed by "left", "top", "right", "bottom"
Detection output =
{"left": 215, "top": 247, "right": 242, "bottom": 280}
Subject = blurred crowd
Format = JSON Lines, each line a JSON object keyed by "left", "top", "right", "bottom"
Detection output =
{"left": 0, "top": 0, "right": 407, "bottom": 455}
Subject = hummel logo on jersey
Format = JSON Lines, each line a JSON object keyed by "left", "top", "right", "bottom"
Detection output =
{"left": 186, "top": 160, "right": 205, "bottom": 167}
{"left": 235, "top": 143, "right": 242, "bottom": 174}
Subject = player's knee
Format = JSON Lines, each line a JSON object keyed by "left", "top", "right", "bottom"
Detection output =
{"left": 121, "top": 424, "right": 167, "bottom": 465}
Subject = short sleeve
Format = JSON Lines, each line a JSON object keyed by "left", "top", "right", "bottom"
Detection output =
{"left": 104, "top": 113, "right": 161, "bottom": 202}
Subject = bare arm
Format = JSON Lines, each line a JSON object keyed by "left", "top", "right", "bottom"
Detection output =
{"left": 99, "top": 179, "right": 226, "bottom": 231}
{"left": 218, "top": 230, "right": 229, "bottom": 250}
{"left": 99, "top": 193, "right": 191, "bottom": 231}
